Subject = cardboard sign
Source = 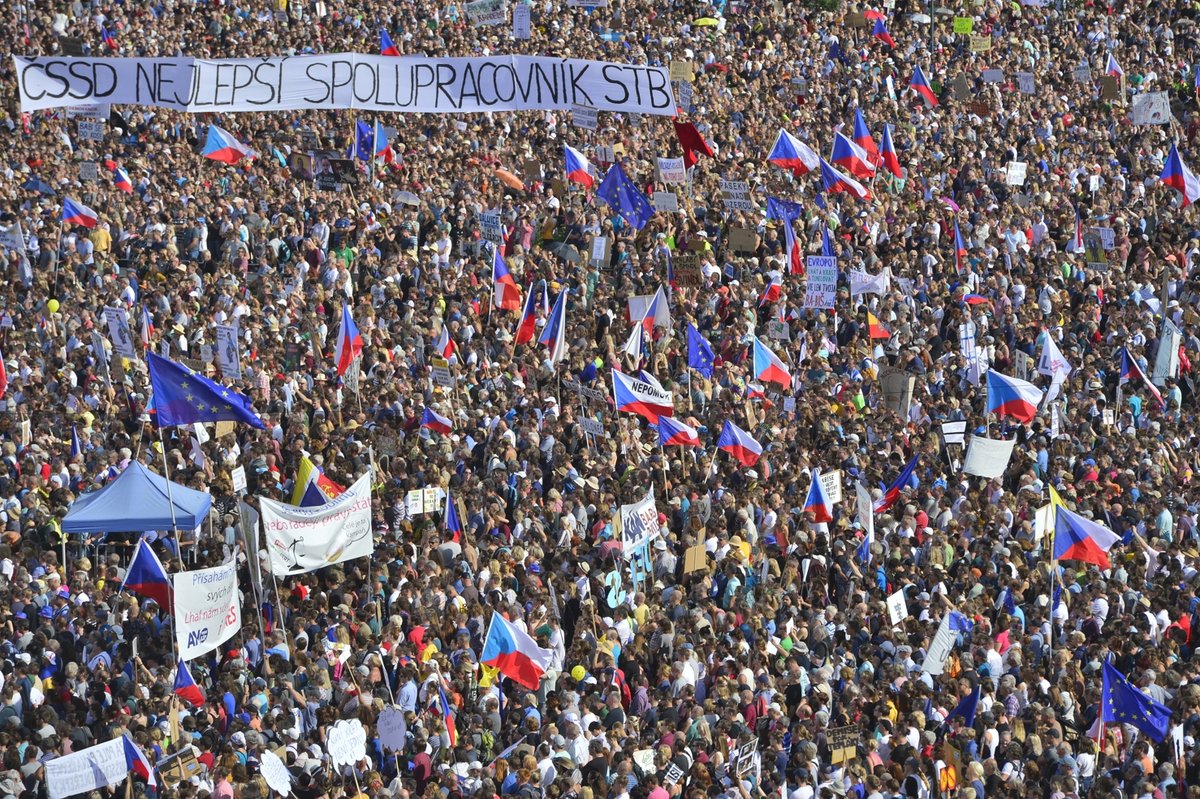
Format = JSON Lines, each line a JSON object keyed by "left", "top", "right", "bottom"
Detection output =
{"left": 982, "top": 69, "right": 1003, "bottom": 83}
{"left": 231, "top": 465, "right": 247, "bottom": 494}
{"left": 465, "top": 0, "right": 507, "bottom": 26}
{"left": 672, "top": 251, "right": 704, "bottom": 286}
{"left": 819, "top": 470, "right": 843, "bottom": 504}
{"left": 728, "top": 227, "right": 757, "bottom": 254}
{"left": 156, "top": 749, "right": 202, "bottom": 788}
{"left": 1131, "top": 91, "right": 1170, "bottom": 125}
{"left": 512, "top": 3, "right": 531, "bottom": 38}
{"left": 1006, "top": 161, "right": 1027, "bottom": 186}
{"left": 953, "top": 16, "right": 974, "bottom": 34}
{"left": 1016, "top": 71, "right": 1035, "bottom": 94}
{"left": 845, "top": 11, "right": 868, "bottom": 27}
{"left": 657, "top": 156, "right": 687, "bottom": 184}
{"left": 431, "top": 356, "right": 454, "bottom": 388}
{"left": 669, "top": 60, "right": 694, "bottom": 83}
{"left": 480, "top": 209, "right": 503, "bottom": 243}
{"left": 684, "top": 544, "right": 707, "bottom": 574}
{"left": 887, "top": 589, "right": 909, "bottom": 626}
{"left": 79, "top": 161, "right": 99, "bottom": 182}
{"left": 77, "top": 119, "right": 105, "bottom": 141}
{"left": 1099, "top": 75, "right": 1120, "bottom": 100}
{"left": 1072, "top": 64, "right": 1092, "bottom": 84}
{"left": 828, "top": 725, "right": 859, "bottom": 764}
{"left": 969, "top": 34, "right": 992, "bottom": 52}
{"left": 652, "top": 191, "right": 678, "bottom": 212}
{"left": 949, "top": 73, "right": 972, "bottom": 101}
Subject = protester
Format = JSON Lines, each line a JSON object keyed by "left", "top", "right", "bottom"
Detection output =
{"left": 0, "top": 0, "right": 1199, "bottom": 798}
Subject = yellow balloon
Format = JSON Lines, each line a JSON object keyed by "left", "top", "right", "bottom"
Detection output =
{"left": 46, "top": 299, "right": 60, "bottom": 314}
{"left": 571, "top": 665, "right": 586, "bottom": 682}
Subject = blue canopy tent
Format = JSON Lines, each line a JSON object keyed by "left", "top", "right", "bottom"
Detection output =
{"left": 61, "top": 461, "right": 212, "bottom": 534}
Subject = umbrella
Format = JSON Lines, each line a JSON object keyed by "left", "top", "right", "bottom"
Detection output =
{"left": 21, "top": 178, "right": 55, "bottom": 195}
{"left": 693, "top": 16, "right": 720, "bottom": 26}
{"left": 909, "top": 12, "right": 931, "bottom": 22}
{"left": 395, "top": 191, "right": 419, "bottom": 207}
{"left": 494, "top": 169, "right": 525, "bottom": 191}
{"left": 544, "top": 241, "right": 581, "bottom": 263}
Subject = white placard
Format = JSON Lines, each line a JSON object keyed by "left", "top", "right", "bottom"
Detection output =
{"left": 593, "top": 145, "right": 615, "bottom": 164}
{"left": 1006, "top": 161, "right": 1027, "bottom": 186}
{"left": 76, "top": 119, "right": 105, "bottom": 141}
{"left": 260, "top": 472, "right": 374, "bottom": 576}
{"left": 260, "top": 750, "right": 293, "bottom": 795}
{"left": 430, "top": 355, "right": 455, "bottom": 388}
{"left": 719, "top": 178, "right": 749, "bottom": 197}
{"left": 327, "top": 719, "right": 368, "bottom": 767}
{"left": 79, "top": 161, "right": 99, "bottom": 182}
{"left": 941, "top": 420, "right": 967, "bottom": 446}
{"left": 722, "top": 196, "right": 755, "bottom": 211}
{"left": 14, "top": 55, "right": 677, "bottom": 116}
{"left": 657, "top": 156, "right": 686, "bottom": 184}
{"left": 215, "top": 322, "right": 242, "bottom": 380}
{"left": 620, "top": 490, "right": 661, "bottom": 557}
{"left": 511, "top": 3, "right": 531, "bottom": 38}
{"left": 981, "top": 69, "right": 1003, "bottom": 83}
{"left": 480, "top": 209, "right": 502, "bottom": 244}
{"left": 849, "top": 269, "right": 890, "bottom": 296}
{"left": 174, "top": 560, "right": 242, "bottom": 660}
{"left": 572, "top": 104, "right": 598, "bottom": 130}
{"left": 1131, "top": 91, "right": 1171, "bottom": 125}
{"left": 855, "top": 481, "right": 874, "bottom": 541}
{"left": 465, "top": 0, "right": 509, "bottom": 26}
{"left": 580, "top": 417, "right": 606, "bottom": 436}
{"left": 1153, "top": 317, "right": 1182, "bottom": 386}
{"left": 819, "top": 470, "right": 843, "bottom": 504}
{"left": 886, "top": 589, "right": 908, "bottom": 627}
{"left": 103, "top": 306, "right": 136, "bottom": 360}
{"left": 1033, "top": 501, "right": 1054, "bottom": 543}
{"left": 378, "top": 706, "right": 408, "bottom": 751}
{"left": 231, "top": 465, "right": 247, "bottom": 494}
{"left": 0, "top": 222, "right": 25, "bottom": 252}
{"left": 46, "top": 736, "right": 129, "bottom": 799}
{"left": 1016, "top": 72, "right": 1035, "bottom": 94}
{"left": 652, "top": 191, "right": 678, "bottom": 212}
{"left": 962, "top": 436, "right": 1016, "bottom": 479}
{"left": 921, "top": 614, "right": 956, "bottom": 674}
{"left": 803, "top": 256, "right": 837, "bottom": 309}
{"left": 1071, "top": 64, "right": 1092, "bottom": 83}
{"left": 567, "top": 0, "right": 608, "bottom": 5}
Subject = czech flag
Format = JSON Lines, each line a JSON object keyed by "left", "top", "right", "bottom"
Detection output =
{"left": 963, "top": 294, "right": 990, "bottom": 306}
{"left": 539, "top": 290, "right": 568, "bottom": 366}
{"left": 334, "top": 303, "right": 363, "bottom": 376}
{"left": 122, "top": 736, "right": 157, "bottom": 788}
{"left": 492, "top": 247, "right": 522, "bottom": 311}
{"left": 831, "top": 131, "right": 876, "bottom": 180}
{"left": 863, "top": 8, "right": 887, "bottom": 19}
{"left": 879, "top": 124, "right": 902, "bottom": 178}
{"left": 1053, "top": 504, "right": 1119, "bottom": 569}
{"left": 202, "top": 124, "right": 254, "bottom": 164}
{"left": 767, "top": 128, "right": 820, "bottom": 177}
{"left": 853, "top": 109, "right": 880, "bottom": 164}
{"left": 434, "top": 323, "right": 456, "bottom": 360}
{"left": 1106, "top": 54, "right": 1124, "bottom": 77}
{"left": 437, "top": 684, "right": 458, "bottom": 746}
{"left": 1070, "top": 206, "right": 1085, "bottom": 252}
{"left": 71, "top": 426, "right": 82, "bottom": 460}
{"left": 612, "top": 369, "right": 674, "bottom": 424}
{"left": 753, "top": 337, "right": 791, "bottom": 389}
{"left": 112, "top": 164, "right": 133, "bottom": 193}
{"left": 821, "top": 222, "right": 835, "bottom": 257}
{"left": 804, "top": 469, "right": 834, "bottom": 523}
{"left": 874, "top": 454, "right": 918, "bottom": 513}
{"left": 381, "top": 29, "right": 401, "bottom": 56}
{"left": 954, "top": 222, "right": 967, "bottom": 272}
{"left": 985, "top": 370, "right": 1043, "bottom": 423}
{"left": 1119, "top": 347, "right": 1166, "bottom": 409}
{"left": 673, "top": 120, "right": 715, "bottom": 169}
{"left": 658, "top": 415, "right": 700, "bottom": 448}
{"left": 1159, "top": 144, "right": 1200, "bottom": 208}
{"left": 718, "top": 420, "right": 762, "bottom": 467}
{"left": 373, "top": 120, "right": 393, "bottom": 162}
{"left": 783, "top": 220, "right": 804, "bottom": 275}
{"left": 121, "top": 538, "right": 173, "bottom": 609}
{"left": 910, "top": 65, "right": 939, "bottom": 107}
{"left": 819, "top": 158, "right": 872, "bottom": 201}
{"left": 174, "top": 660, "right": 206, "bottom": 708}
{"left": 421, "top": 407, "right": 453, "bottom": 435}
{"left": 141, "top": 304, "right": 155, "bottom": 347}
{"left": 101, "top": 25, "right": 118, "bottom": 51}
{"left": 444, "top": 489, "right": 462, "bottom": 543}
{"left": 872, "top": 17, "right": 895, "bottom": 47}
{"left": 61, "top": 197, "right": 98, "bottom": 228}
{"left": 759, "top": 274, "right": 782, "bottom": 306}
{"left": 481, "top": 610, "right": 554, "bottom": 690}
{"left": 514, "top": 282, "right": 539, "bottom": 345}
{"left": 564, "top": 144, "right": 595, "bottom": 188}
{"left": 866, "top": 311, "right": 890, "bottom": 339}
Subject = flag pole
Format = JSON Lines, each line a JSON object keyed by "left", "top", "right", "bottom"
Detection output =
{"left": 156, "top": 426, "right": 180, "bottom": 533}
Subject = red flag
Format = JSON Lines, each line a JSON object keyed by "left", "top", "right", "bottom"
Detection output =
{"left": 673, "top": 121, "right": 714, "bottom": 169}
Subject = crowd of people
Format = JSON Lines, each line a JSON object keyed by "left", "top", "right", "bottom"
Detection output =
{"left": 0, "top": 0, "right": 1199, "bottom": 798}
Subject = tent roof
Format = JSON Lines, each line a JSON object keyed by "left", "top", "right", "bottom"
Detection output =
{"left": 61, "top": 461, "right": 212, "bottom": 534}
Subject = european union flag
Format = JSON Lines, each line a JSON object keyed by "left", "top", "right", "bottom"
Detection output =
{"left": 946, "top": 684, "right": 980, "bottom": 727}
{"left": 595, "top": 163, "right": 654, "bottom": 230}
{"left": 766, "top": 197, "right": 803, "bottom": 223}
{"left": 348, "top": 120, "right": 373, "bottom": 161}
{"left": 1102, "top": 660, "right": 1171, "bottom": 741}
{"left": 147, "top": 352, "right": 266, "bottom": 429}
{"left": 687, "top": 323, "right": 715, "bottom": 378}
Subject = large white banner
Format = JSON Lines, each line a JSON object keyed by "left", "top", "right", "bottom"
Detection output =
{"left": 174, "top": 560, "right": 242, "bottom": 660}
{"left": 215, "top": 323, "right": 242, "bottom": 380}
{"left": 46, "top": 736, "right": 127, "bottom": 799}
{"left": 921, "top": 614, "right": 957, "bottom": 675}
{"left": 14, "top": 55, "right": 675, "bottom": 115}
{"left": 1153, "top": 317, "right": 1181, "bottom": 387}
{"left": 260, "top": 472, "right": 374, "bottom": 575}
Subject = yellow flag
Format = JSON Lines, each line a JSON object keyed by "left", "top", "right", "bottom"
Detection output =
{"left": 478, "top": 664, "right": 500, "bottom": 689}
{"left": 1048, "top": 484, "right": 1066, "bottom": 508}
